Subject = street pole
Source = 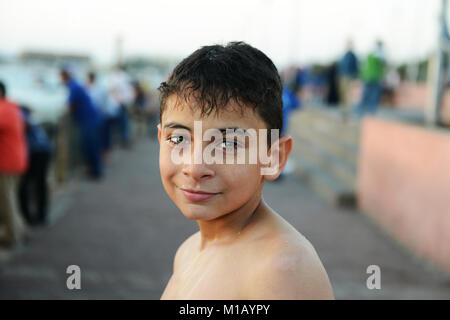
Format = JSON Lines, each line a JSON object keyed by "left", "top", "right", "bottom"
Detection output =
{"left": 115, "top": 35, "right": 124, "bottom": 68}
{"left": 427, "top": 0, "right": 449, "bottom": 126}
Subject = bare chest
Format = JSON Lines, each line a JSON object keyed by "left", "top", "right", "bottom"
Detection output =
{"left": 161, "top": 253, "right": 245, "bottom": 299}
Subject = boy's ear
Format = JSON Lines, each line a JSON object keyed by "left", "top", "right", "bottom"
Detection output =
{"left": 263, "top": 135, "right": 293, "bottom": 181}
{"left": 157, "top": 123, "right": 162, "bottom": 143}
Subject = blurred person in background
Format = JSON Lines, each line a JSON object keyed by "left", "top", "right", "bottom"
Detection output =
{"left": 281, "top": 70, "right": 301, "bottom": 136}
{"left": 325, "top": 62, "right": 340, "bottom": 106}
{"left": 109, "top": 65, "right": 135, "bottom": 148}
{"left": 383, "top": 67, "right": 401, "bottom": 105}
{"left": 131, "top": 80, "right": 148, "bottom": 138}
{"left": 353, "top": 40, "right": 386, "bottom": 118}
{"left": 338, "top": 40, "right": 359, "bottom": 118}
{"left": 277, "top": 70, "right": 301, "bottom": 181}
{"left": 145, "top": 85, "right": 160, "bottom": 139}
{"left": 18, "top": 107, "right": 52, "bottom": 226}
{"left": 311, "top": 66, "right": 327, "bottom": 105}
{"left": 0, "top": 81, "right": 29, "bottom": 247}
{"left": 60, "top": 68, "right": 104, "bottom": 180}
{"left": 86, "top": 71, "right": 119, "bottom": 159}
{"left": 294, "top": 67, "right": 308, "bottom": 101}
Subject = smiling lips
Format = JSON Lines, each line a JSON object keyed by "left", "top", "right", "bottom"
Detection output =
{"left": 180, "top": 188, "right": 219, "bottom": 202}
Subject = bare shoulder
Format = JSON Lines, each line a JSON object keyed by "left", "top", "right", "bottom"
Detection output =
{"left": 173, "top": 231, "right": 200, "bottom": 272}
{"left": 246, "top": 229, "right": 334, "bottom": 300}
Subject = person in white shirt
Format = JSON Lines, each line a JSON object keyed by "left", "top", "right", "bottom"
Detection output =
{"left": 109, "top": 66, "right": 135, "bottom": 147}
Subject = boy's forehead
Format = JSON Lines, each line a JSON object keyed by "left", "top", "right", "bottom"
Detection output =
{"left": 161, "top": 94, "right": 267, "bottom": 130}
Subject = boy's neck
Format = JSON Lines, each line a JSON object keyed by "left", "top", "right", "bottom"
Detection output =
{"left": 196, "top": 192, "right": 267, "bottom": 250}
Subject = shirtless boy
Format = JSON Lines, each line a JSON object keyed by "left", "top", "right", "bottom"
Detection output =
{"left": 158, "top": 42, "right": 334, "bottom": 300}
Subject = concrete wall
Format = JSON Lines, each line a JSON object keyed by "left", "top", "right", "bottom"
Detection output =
{"left": 357, "top": 117, "right": 450, "bottom": 273}
{"left": 301, "top": 81, "right": 450, "bottom": 124}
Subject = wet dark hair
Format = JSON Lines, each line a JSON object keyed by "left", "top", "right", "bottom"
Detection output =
{"left": 158, "top": 41, "right": 283, "bottom": 134}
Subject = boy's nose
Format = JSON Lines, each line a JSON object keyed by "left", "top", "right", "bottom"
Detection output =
{"left": 181, "top": 163, "right": 215, "bottom": 181}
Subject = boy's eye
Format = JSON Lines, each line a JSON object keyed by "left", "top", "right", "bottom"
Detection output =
{"left": 167, "top": 135, "right": 189, "bottom": 146}
{"left": 220, "top": 140, "right": 242, "bottom": 150}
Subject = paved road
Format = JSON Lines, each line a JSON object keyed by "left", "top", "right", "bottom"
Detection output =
{"left": 0, "top": 138, "right": 449, "bottom": 299}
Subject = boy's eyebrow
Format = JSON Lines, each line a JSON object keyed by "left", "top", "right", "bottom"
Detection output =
{"left": 163, "top": 122, "right": 192, "bottom": 131}
{"left": 163, "top": 123, "right": 248, "bottom": 134}
{"left": 219, "top": 128, "right": 248, "bottom": 134}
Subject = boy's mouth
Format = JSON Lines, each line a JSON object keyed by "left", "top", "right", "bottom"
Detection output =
{"left": 179, "top": 188, "right": 220, "bottom": 202}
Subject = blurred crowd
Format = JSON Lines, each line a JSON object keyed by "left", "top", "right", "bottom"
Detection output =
{"left": 280, "top": 39, "right": 393, "bottom": 121}
{"left": 0, "top": 65, "right": 159, "bottom": 248}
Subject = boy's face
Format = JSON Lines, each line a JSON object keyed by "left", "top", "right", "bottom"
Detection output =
{"left": 158, "top": 94, "right": 274, "bottom": 221}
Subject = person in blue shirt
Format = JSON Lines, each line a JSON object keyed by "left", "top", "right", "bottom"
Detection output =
{"left": 339, "top": 41, "right": 359, "bottom": 79}
{"left": 18, "top": 106, "right": 52, "bottom": 226}
{"left": 86, "top": 71, "right": 119, "bottom": 157}
{"left": 338, "top": 40, "right": 359, "bottom": 118}
{"left": 60, "top": 68, "right": 103, "bottom": 179}
{"left": 281, "top": 85, "right": 300, "bottom": 136}
{"left": 276, "top": 75, "right": 301, "bottom": 181}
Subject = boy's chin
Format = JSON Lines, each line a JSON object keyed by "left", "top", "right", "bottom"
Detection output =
{"left": 179, "top": 207, "right": 223, "bottom": 221}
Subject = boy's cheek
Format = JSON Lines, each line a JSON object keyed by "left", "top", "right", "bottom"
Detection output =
{"left": 160, "top": 152, "right": 177, "bottom": 179}
{"left": 221, "top": 163, "right": 261, "bottom": 185}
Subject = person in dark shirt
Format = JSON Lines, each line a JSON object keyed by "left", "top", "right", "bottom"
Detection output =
{"left": 60, "top": 69, "right": 103, "bottom": 179}
{"left": 18, "top": 106, "right": 52, "bottom": 225}
{"left": 326, "top": 62, "right": 340, "bottom": 106}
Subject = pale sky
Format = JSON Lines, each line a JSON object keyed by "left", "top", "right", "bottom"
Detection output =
{"left": 0, "top": 0, "right": 445, "bottom": 67}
